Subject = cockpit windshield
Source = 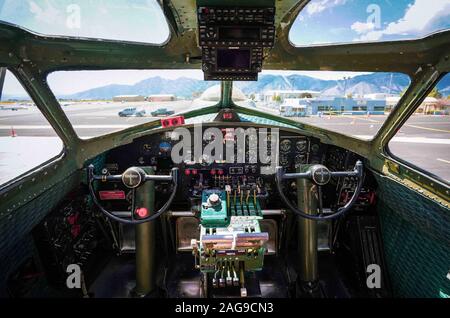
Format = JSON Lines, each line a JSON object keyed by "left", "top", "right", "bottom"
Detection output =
{"left": 290, "top": 0, "right": 450, "bottom": 46}
{"left": 46, "top": 70, "right": 219, "bottom": 138}
{"left": 0, "top": 0, "right": 169, "bottom": 43}
{"left": 234, "top": 70, "right": 412, "bottom": 139}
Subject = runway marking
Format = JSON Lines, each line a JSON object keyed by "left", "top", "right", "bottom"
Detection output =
{"left": 390, "top": 137, "right": 450, "bottom": 144}
{"left": 404, "top": 124, "right": 450, "bottom": 133}
{"left": 437, "top": 158, "right": 450, "bottom": 164}
{"left": 353, "top": 135, "right": 450, "bottom": 144}
{"left": 0, "top": 124, "right": 131, "bottom": 129}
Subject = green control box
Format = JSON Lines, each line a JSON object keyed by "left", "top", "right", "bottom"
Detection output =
{"left": 200, "top": 190, "right": 229, "bottom": 227}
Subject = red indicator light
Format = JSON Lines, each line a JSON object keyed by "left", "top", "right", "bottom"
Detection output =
{"left": 210, "top": 169, "right": 216, "bottom": 175}
{"left": 184, "top": 169, "right": 191, "bottom": 176}
{"left": 217, "top": 169, "right": 224, "bottom": 175}
{"left": 192, "top": 169, "right": 198, "bottom": 175}
{"left": 135, "top": 207, "right": 149, "bottom": 218}
{"left": 161, "top": 116, "right": 185, "bottom": 128}
{"left": 223, "top": 112, "right": 233, "bottom": 119}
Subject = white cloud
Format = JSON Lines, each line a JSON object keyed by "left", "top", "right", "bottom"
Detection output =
{"left": 384, "top": 0, "right": 450, "bottom": 34}
{"left": 351, "top": 21, "right": 375, "bottom": 34}
{"left": 355, "top": 0, "right": 450, "bottom": 41}
{"left": 306, "top": 0, "right": 348, "bottom": 16}
{"left": 29, "top": 1, "right": 63, "bottom": 25}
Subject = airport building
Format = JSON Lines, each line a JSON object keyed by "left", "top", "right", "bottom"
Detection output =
{"left": 387, "top": 96, "right": 449, "bottom": 114}
{"left": 280, "top": 96, "right": 387, "bottom": 116}
{"left": 147, "top": 94, "right": 176, "bottom": 102}
{"left": 263, "top": 90, "right": 321, "bottom": 104}
{"left": 112, "top": 95, "right": 146, "bottom": 102}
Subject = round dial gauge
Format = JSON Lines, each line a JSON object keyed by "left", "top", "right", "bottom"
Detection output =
{"left": 280, "top": 139, "right": 292, "bottom": 152}
{"left": 280, "top": 154, "right": 289, "bottom": 166}
{"left": 296, "top": 140, "right": 308, "bottom": 152}
{"left": 311, "top": 144, "right": 320, "bottom": 153}
{"left": 159, "top": 141, "right": 172, "bottom": 153}
{"left": 295, "top": 154, "right": 306, "bottom": 165}
{"left": 142, "top": 144, "right": 152, "bottom": 153}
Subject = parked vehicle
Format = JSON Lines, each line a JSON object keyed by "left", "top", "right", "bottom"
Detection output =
{"left": 118, "top": 107, "right": 145, "bottom": 117}
{"left": 150, "top": 108, "right": 175, "bottom": 117}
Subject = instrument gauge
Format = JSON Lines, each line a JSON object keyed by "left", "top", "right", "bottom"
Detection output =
{"left": 296, "top": 140, "right": 308, "bottom": 152}
{"left": 280, "top": 139, "right": 291, "bottom": 152}
{"left": 280, "top": 154, "right": 289, "bottom": 166}
{"left": 159, "top": 141, "right": 172, "bottom": 153}
{"left": 295, "top": 154, "right": 306, "bottom": 165}
{"left": 142, "top": 144, "right": 152, "bottom": 153}
{"left": 311, "top": 144, "right": 320, "bottom": 153}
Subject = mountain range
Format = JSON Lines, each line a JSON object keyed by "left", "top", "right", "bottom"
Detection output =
{"left": 59, "top": 72, "right": 448, "bottom": 100}
{"left": 3, "top": 72, "right": 449, "bottom": 101}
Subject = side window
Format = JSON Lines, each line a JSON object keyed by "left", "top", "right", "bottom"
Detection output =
{"left": 388, "top": 73, "right": 450, "bottom": 182}
{"left": 0, "top": 69, "right": 63, "bottom": 185}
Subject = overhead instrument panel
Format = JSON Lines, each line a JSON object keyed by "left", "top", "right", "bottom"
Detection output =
{"left": 197, "top": 2, "right": 276, "bottom": 81}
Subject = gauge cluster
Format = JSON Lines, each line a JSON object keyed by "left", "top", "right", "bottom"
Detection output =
{"left": 102, "top": 127, "right": 328, "bottom": 177}
{"left": 278, "top": 134, "right": 325, "bottom": 172}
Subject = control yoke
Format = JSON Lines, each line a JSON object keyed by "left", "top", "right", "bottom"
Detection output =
{"left": 87, "top": 165, "right": 179, "bottom": 224}
{"left": 275, "top": 161, "right": 364, "bottom": 220}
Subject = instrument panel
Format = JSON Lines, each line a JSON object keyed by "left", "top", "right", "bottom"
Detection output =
{"left": 97, "top": 126, "right": 372, "bottom": 212}
{"left": 103, "top": 127, "right": 326, "bottom": 176}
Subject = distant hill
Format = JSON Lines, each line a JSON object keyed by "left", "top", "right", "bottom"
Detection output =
{"left": 0, "top": 72, "right": 438, "bottom": 101}
{"left": 60, "top": 77, "right": 219, "bottom": 100}
{"left": 3, "top": 72, "right": 448, "bottom": 102}
{"left": 236, "top": 72, "right": 412, "bottom": 96}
